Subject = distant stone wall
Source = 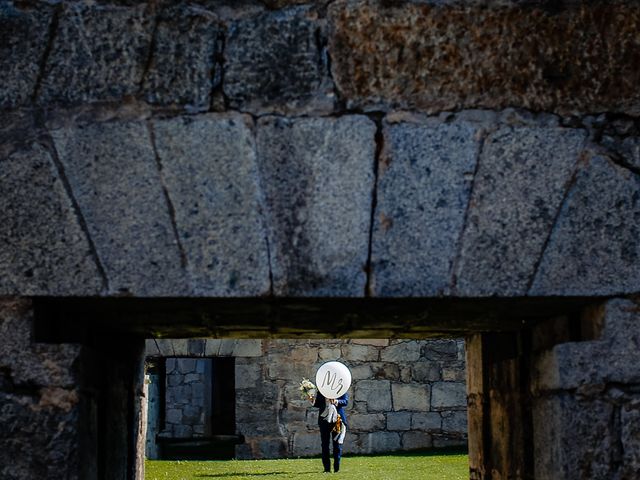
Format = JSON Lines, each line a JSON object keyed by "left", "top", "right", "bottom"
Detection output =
{"left": 163, "top": 358, "right": 212, "bottom": 438}
{"left": 147, "top": 338, "right": 467, "bottom": 459}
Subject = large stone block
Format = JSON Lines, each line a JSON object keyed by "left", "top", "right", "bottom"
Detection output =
{"left": 533, "top": 395, "right": 617, "bottom": 480}
{"left": 621, "top": 403, "right": 640, "bottom": 478}
{"left": 0, "top": 390, "right": 82, "bottom": 480}
{"left": 0, "top": 143, "right": 102, "bottom": 295}
{"left": 532, "top": 299, "right": 640, "bottom": 391}
{"left": 454, "top": 127, "right": 587, "bottom": 296}
{"left": 256, "top": 115, "right": 375, "bottom": 296}
{"left": 341, "top": 344, "right": 379, "bottom": 362}
{"left": 411, "top": 412, "right": 441, "bottom": 432}
{"left": 392, "top": 383, "right": 430, "bottom": 412}
{"left": 225, "top": 7, "right": 334, "bottom": 114}
{"left": 349, "top": 413, "right": 385, "bottom": 432}
{"left": 402, "top": 431, "right": 433, "bottom": 451}
{"left": 530, "top": 155, "right": 640, "bottom": 295}
{"left": 441, "top": 411, "right": 468, "bottom": 434}
{"left": 431, "top": 382, "right": 467, "bottom": 410}
{"left": 371, "top": 119, "right": 480, "bottom": 296}
{"left": 39, "top": 3, "right": 153, "bottom": 104}
{"left": 386, "top": 411, "right": 411, "bottom": 431}
{"left": 329, "top": 1, "right": 640, "bottom": 115}
{"left": 380, "top": 341, "right": 421, "bottom": 362}
{"left": 365, "top": 431, "right": 401, "bottom": 453}
{"left": 142, "top": 5, "right": 222, "bottom": 110}
{"left": 355, "top": 380, "right": 391, "bottom": 412}
{"left": 292, "top": 431, "right": 321, "bottom": 457}
{"left": 0, "top": 4, "right": 52, "bottom": 109}
{"left": 152, "top": 114, "right": 271, "bottom": 296}
{"left": 51, "top": 121, "right": 188, "bottom": 296}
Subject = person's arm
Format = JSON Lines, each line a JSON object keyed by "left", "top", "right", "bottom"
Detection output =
{"left": 313, "top": 393, "right": 324, "bottom": 409}
{"left": 335, "top": 393, "right": 348, "bottom": 408}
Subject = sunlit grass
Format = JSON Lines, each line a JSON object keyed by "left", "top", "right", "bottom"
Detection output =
{"left": 145, "top": 450, "right": 469, "bottom": 480}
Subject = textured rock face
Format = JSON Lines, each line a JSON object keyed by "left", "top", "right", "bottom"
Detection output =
{"left": 371, "top": 119, "right": 480, "bottom": 296}
{"left": 0, "top": 4, "right": 52, "bottom": 109}
{"left": 51, "top": 121, "right": 187, "bottom": 296}
{"left": 257, "top": 115, "right": 375, "bottom": 296}
{"left": 530, "top": 155, "right": 640, "bottom": 295}
{"left": 142, "top": 5, "right": 223, "bottom": 110}
{"left": 0, "top": 143, "right": 102, "bottom": 295}
{"left": 39, "top": 3, "right": 153, "bottom": 105}
{"left": 454, "top": 127, "right": 587, "bottom": 296}
{"left": 152, "top": 114, "right": 271, "bottom": 296}
{"left": 329, "top": 1, "right": 640, "bottom": 114}
{"left": 225, "top": 7, "right": 334, "bottom": 114}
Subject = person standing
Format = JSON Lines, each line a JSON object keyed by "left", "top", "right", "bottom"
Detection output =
{"left": 310, "top": 391, "right": 349, "bottom": 473}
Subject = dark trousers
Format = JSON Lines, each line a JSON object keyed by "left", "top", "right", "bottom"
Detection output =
{"left": 319, "top": 421, "right": 342, "bottom": 472}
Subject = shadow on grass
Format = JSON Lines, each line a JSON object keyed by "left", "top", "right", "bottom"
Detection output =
{"left": 195, "top": 473, "right": 317, "bottom": 478}
{"left": 341, "top": 446, "right": 469, "bottom": 459}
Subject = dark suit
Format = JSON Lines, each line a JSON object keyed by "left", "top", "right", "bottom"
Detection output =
{"left": 314, "top": 392, "right": 349, "bottom": 473}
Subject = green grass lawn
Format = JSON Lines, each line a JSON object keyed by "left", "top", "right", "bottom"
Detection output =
{"left": 145, "top": 451, "right": 469, "bottom": 480}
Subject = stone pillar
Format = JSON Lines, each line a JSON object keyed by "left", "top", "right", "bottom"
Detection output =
{"left": 466, "top": 298, "right": 640, "bottom": 480}
{"left": 531, "top": 298, "right": 640, "bottom": 480}
{"left": 0, "top": 297, "right": 94, "bottom": 480}
{"left": 0, "top": 297, "right": 146, "bottom": 480}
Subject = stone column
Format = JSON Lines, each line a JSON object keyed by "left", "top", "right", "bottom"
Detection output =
{"left": 531, "top": 298, "right": 640, "bottom": 480}
{"left": 0, "top": 297, "right": 93, "bottom": 480}
{"left": 467, "top": 298, "right": 640, "bottom": 480}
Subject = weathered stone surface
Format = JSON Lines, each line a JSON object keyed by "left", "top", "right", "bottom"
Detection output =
{"left": 621, "top": 403, "right": 640, "bottom": 479}
{"left": 234, "top": 340, "right": 264, "bottom": 357}
{"left": 412, "top": 362, "right": 441, "bottom": 383}
{"left": 341, "top": 344, "right": 379, "bottom": 362}
{"left": 380, "top": 341, "right": 421, "bottom": 362}
{"left": 366, "top": 431, "right": 401, "bottom": 453}
{"left": 225, "top": 7, "right": 334, "bottom": 114}
{"left": 291, "top": 431, "right": 320, "bottom": 457}
{"left": 441, "top": 411, "right": 467, "bottom": 433}
{"left": 142, "top": 5, "right": 222, "bottom": 110}
{"left": 257, "top": 115, "right": 375, "bottom": 296}
{"left": 411, "top": 412, "right": 441, "bottom": 432}
{"left": 371, "top": 120, "right": 480, "bottom": 296}
{"left": 533, "top": 396, "right": 617, "bottom": 480}
{"left": 454, "top": 127, "right": 587, "bottom": 296}
{"left": 349, "top": 413, "right": 385, "bottom": 432}
{"left": 530, "top": 155, "right": 640, "bottom": 295}
{"left": 387, "top": 412, "right": 411, "bottom": 431}
{"left": 0, "top": 4, "right": 52, "bottom": 109}
{"left": 603, "top": 136, "right": 640, "bottom": 171}
{"left": 355, "top": 380, "right": 392, "bottom": 412}
{"left": 431, "top": 382, "right": 467, "bottom": 409}
{"left": 0, "top": 390, "right": 82, "bottom": 480}
{"left": 329, "top": 1, "right": 640, "bottom": 115}
{"left": 171, "top": 339, "right": 189, "bottom": 356}
{"left": 423, "top": 339, "right": 458, "bottom": 361}
{"left": 392, "top": 383, "right": 429, "bottom": 411}
{"left": 39, "top": 3, "right": 153, "bottom": 104}
{"left": 533, "top": 299, "right": 640, "bottom": 391}
{"left": 51, "top": 121, "right": 187, "bottom": 295}
{"left": 0, "top": 143, "right": 102, "bottom": 295}
{"left": 153, "top": 114, "right": 271, "bottom": 296}
{"left": 351, "top": 339, "right": 389, "bottom": 347}
{"left": 402, "top": 431, "right": 432, "bottom": 450}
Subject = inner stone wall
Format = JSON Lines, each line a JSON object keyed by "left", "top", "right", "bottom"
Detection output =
{"left": 146, "top": 338, "right": 467, "bottom": 459}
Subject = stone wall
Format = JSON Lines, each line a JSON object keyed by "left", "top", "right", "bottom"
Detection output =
{"left": 147, "top": 338, "right": 467, "bottom": 459}
{"left": 1, "top": 1, "right": 639, "bottom": 301}
{"left": 163, "top": 358, "right": 212, "bottom": 438}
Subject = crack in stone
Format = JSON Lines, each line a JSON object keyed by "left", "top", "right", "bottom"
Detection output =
{"left": 137, "top": 1, "right": 161, "bottom": 95}
{"left": 364, "top": 114, "right": 384, "bottom": 297}
{"left": 43, "top": 133, "right": 110, "bottom": 294}
{"left": 31, "top": 4, "right": 60, "bottom": 103}
{"left": 210, "top": 25, "right": 228, "bottom": 111}
{"left": 449, "top": 129, "right": 487, "bottom": 295}
{"left": 146, "top": 121, "right": 189, "bottom": 272}
{"left": 525, "top": 149, "right": 591, "bottom": 295}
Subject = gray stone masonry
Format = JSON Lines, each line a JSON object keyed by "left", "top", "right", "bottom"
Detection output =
{"left": 147, "top": 338, "right": 467, "bottom": 459}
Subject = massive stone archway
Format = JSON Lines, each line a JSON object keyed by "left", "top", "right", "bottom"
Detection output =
{"left": 1, "top": 0, "right": 640, "bottom": 479}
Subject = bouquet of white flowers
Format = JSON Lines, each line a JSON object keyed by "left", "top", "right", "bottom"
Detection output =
{"left": 299, "top": 378, "right": 317, "bottom": 400}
